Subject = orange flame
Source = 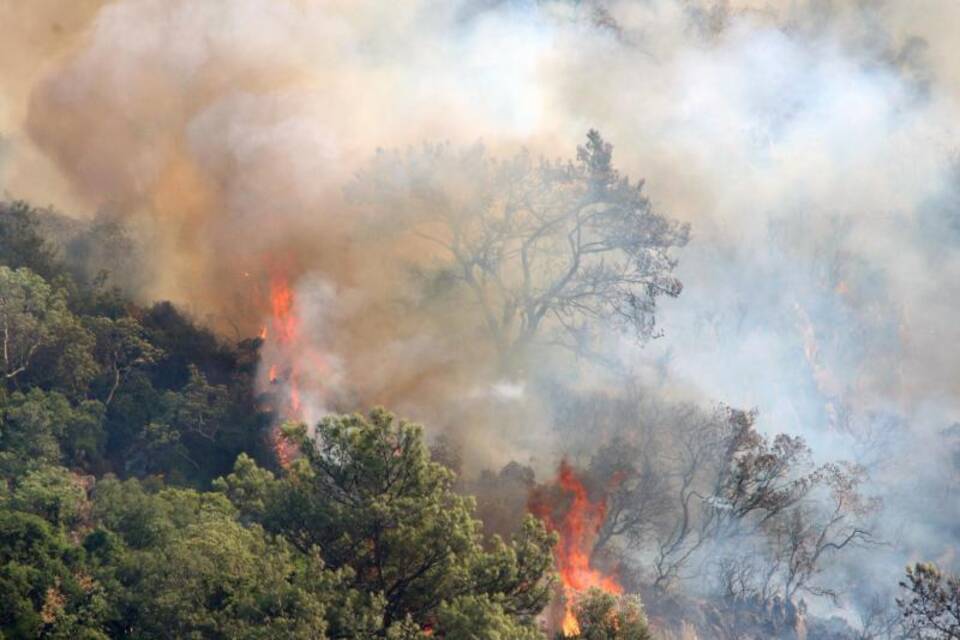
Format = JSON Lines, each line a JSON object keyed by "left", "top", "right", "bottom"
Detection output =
{"left": 261, "top": 272, "right": 304, "bottom": 467}
{"left": 270, "top": 277, "right": 298, "bottom": 344}
{"left": 270, "top": 424, "right": 298, "bottom": 469}
{"left": 257, "top": 262, "right": 337, "bottom": 471}
{"left": 530, "top": 460, "right": 622, "bottom": 636}
{"left": 268, "top": 275, "right": 302, "bottom": 419}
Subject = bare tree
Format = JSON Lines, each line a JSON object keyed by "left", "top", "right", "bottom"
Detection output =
{"left": 648, "top": 407, "right": 872, "bottom": 599}
{"left": 771, "top": 462, "right": 879, "bottom": 603}
{"left": 529, "top": 383, "right": 879, "bottom": 613}
{"left": 708, "top": 411, "right": 819, "bottom": 535}
{"left": 857, "top": 593, "right": 906, "bottom": 640}
{"left": 695, "top": 430, "right": 879, "bottom": 607}
{"left": 351, "top": 131, "right": 690, "bottom": 373}
{"left": 651, "top": 405, "right": 736, "bottom": 590}
{"left": 715, "top": 553, "right": 765, "bottom": 603}
{"left": 589, "top": 435, "right": 672, "bottom": 556}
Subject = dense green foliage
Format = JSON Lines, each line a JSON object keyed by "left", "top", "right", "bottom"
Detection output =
{"left": 219, "top": 412, "right": 557, "bottom": 634}
{"left": 0, "top": 202, "right": 569, "bottom": 637}
{"left": 0, "top": 202, "right": 267, "bottom": 486}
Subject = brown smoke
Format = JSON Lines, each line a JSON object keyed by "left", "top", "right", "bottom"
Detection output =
{"left": 6, "top": 0, "right": 960, "bottom": 481}
{"left": 5, "top": 3, "right": 960, "bottom": 620}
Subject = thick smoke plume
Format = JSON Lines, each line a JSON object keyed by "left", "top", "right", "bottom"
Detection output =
{"left": 3, "top": 0, "right": 960, "bottom": 628}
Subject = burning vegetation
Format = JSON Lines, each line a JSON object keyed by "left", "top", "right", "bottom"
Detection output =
{"left": 1, "top": 126, "right": 951, "bottom": 638}
{"left": 258, "top": 266, "right": 339, "bottom": 467}
{"left": 262, "top": 272, "right": 302, "bottom": 466}
{"left": 3, "top": 1, "right": 960, "bottom": 638}
{"left": 530, "top": 460, "right": 624, "bottom": 636}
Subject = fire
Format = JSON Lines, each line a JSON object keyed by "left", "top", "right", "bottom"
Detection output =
{"left": 257, "top": 267, "right": 336, "bottom": 467}
{"left": 270, "top": 276, "right": 298, "bottom": 343}
{"left": 267, "top": 274, "right": 303, "bottom": 419}
{"left": 261, "top": 272, "right": 305, "bottom": 467}
{"left": 530, "top": 460, "right": 622, "bottom": 636}
{"left": 270, "top": 424, "right": 298, "bottom": 469}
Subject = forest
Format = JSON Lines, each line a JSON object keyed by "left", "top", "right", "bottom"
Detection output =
{"left": 1, "top": 138, "right": 957, "bottom": 638}
{"left": 3, "top": 1, "right": 960, "bottom": 639}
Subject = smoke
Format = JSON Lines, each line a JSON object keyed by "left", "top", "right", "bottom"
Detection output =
{"left": 3, "top": 0, "right": 960, "bottom": 625}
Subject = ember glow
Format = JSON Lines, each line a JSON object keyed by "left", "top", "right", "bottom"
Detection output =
{"left": 530, "top": 460, "right": 622, "bottom": 636}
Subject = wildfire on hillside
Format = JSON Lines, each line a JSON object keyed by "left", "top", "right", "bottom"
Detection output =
{"left": 252, "top": 263, "right": 340, "bottom": 468}
{"left": 257, "top": 264, "right": 343, "bottom": 468}
{"left": 529, "top": 459, "right": 622, "bottom": 636}
{"left": 262, "top": 272, "right": 302, "bottom": 467}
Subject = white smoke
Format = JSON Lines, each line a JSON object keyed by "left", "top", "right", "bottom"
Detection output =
{"left": 2, "top": 0, "right": 960, "bottom": 624}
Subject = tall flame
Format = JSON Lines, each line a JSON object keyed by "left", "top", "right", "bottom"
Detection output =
{"left": 530, "top": 460, "right": 622, "bottom": 636}
{"left": 263, "top": 273, "right": 303, "bottom": 467}
{"left": 258, "top": 268, "right": 337, "bottom": 467}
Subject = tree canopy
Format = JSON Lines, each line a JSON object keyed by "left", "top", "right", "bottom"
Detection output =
{"left": 0, "top": 208, "right": 562, "bottom": 637}
{"left": 218, "top": 409, "right": 557, "bottom": 635}
{"left": 351, "top": 131, "right": 689, "bottom": 372}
